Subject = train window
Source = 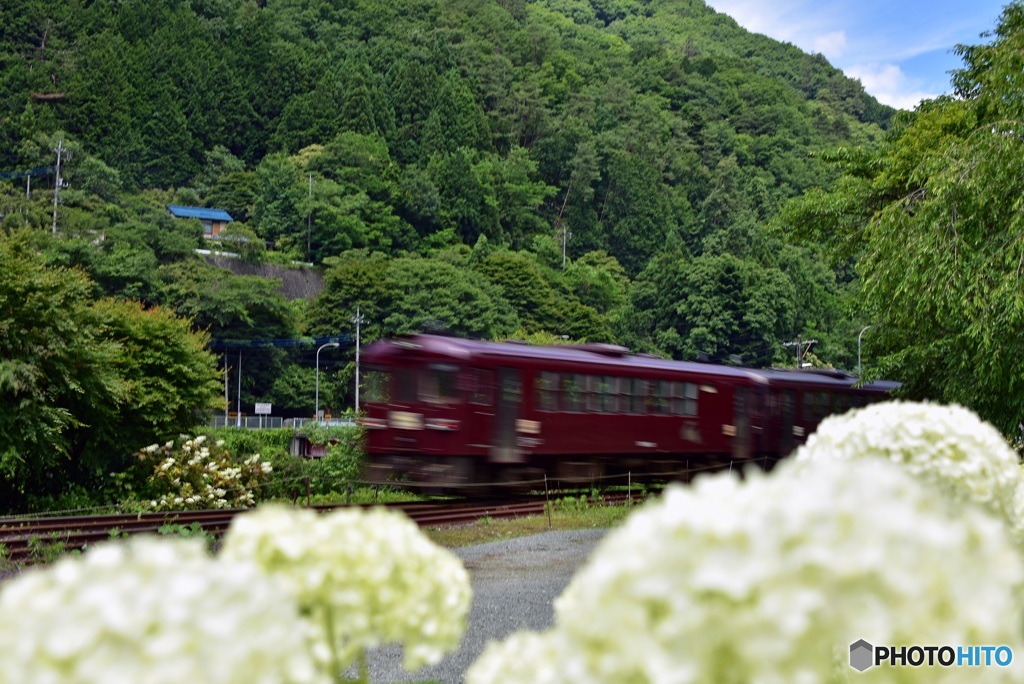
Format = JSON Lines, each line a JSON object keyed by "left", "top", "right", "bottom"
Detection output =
{"left": 631, "top": 378, "right": 650, "bottom": 414}
{"left": 819, "top": 393, "right": 832, "bottom": 419}
{"left": 395, "top": 368, "right": 416, "bottom": 404}
{"left": 420, "top": 364, "right": 459, "bottom": 404}
{"left": 363, "top": 369, "right": 390, "bottom": 404}
{"left": 562, "top": 374, "right": 584, "bottom": 412}
{"left": 802, "top": 392, "right": 831, "bottom": 420}
{"left": 648, "top": 380, "right": 669, "bottom": 415}
{"left": 470, "top": 369, "right": 493, "bottom": 406}
{"left": 535, "top": 372, "right": 559, "bottom": 412}
{"left": 602, "top": 376, "right": 619, "bottom": 412}
{"left": 501, "top": 372, "right": 522, "bottom": 406}
{"left": 671, "top": 382, "right": 698, "bottom": 416}
{"left": 586, "top": 376, "right": 603, "bottom": 413}
{"left": 802, "top": 392, "right": 815, "bottom": 421}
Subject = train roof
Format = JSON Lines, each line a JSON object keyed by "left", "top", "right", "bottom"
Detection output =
{"left": 365, "top": 335, "right": 892, "bottom": 392}
{"left": 757, "top": 367, "right": 900, "bottom": 393}
{"left": 365, "top": 334, "right": 768, "bottom": 383}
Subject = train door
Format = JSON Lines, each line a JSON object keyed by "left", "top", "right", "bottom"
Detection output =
{"left": 492, "top": 368, "right": 523, "bottom": 463}
{"left": 733, "top": 387, "right": 750, "bottom": 462}
{"left": 780, "top": 390, "right": 795, "bottom": 456}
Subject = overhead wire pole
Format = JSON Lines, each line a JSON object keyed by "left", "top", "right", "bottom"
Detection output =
{"left": 236, "top": 349, "right": 242, "bottom": 427}
{"left": 52, "top": 137, "right": 65, "bottom": 234}
{"left": 224, "top": 353, "right": 229, "bottom": 425}
{"left": 307, "top": 174, "right": 312, "bottom": 262}
{"left": 351, "top": 306, "right": 366, "bottom": 413}
{"left": 783, "top": 336, "right": 818, "bottom": 368}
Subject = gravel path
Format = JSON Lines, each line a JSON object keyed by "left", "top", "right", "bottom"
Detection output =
{"left": 363, "top": 528, "right": 609, "bottom": 684}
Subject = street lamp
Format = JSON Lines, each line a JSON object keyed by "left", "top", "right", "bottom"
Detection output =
{"left": 857, "top": 325, "right": 873, "bottom": 377}
{"left": 315, "top": 342, "right": 340, "bottom": 422}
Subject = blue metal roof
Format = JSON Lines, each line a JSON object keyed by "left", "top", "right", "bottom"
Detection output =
{"left": 168, "top": 205, "right": 233, "bottom": 222}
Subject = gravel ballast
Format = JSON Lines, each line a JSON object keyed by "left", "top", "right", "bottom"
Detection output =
{"left": 364, "top": 528, "right": 609, "bottom": 683}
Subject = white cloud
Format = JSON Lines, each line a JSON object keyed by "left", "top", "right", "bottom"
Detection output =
{"left": 812, "top": 31, "right": 847, "bottom": 59}
{"left": 844, "top": 63, "right": 937, "bottom": 110}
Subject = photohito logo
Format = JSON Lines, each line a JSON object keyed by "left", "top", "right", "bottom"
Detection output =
{"left": 849, "top": 640, "right": 1013, "bottom": 672}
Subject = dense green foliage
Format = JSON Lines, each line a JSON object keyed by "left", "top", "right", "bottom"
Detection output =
{"left": 0, "top": 0, "right": 936, "bottom": 510}
{"left": 777, "top": 3, "right": 1024, "bottom": 434}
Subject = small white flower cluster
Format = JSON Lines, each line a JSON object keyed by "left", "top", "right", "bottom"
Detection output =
{"left": 139, "top": 436, "right": 272, "bottom": 511}
{"left": 222, "top": 505, "right": 472, "bottom": 674}
{"left": 796, "top": 401, "right": 1024, "bottom": 545}
{"left": 0, "top": 537, "right": 325, "bottom": 684}
{"left": 468, "top": 458, "right": 1024, "bottom": 684}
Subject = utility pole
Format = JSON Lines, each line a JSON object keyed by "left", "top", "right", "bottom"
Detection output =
{"left": 236, "top": 350, "right": 242, "bottom": 427}
{"left": 307, "top": 174, "right": 312, "bottom": 262}
{"left": 224, "top": 353, "right": 230, "bottom": 425}
{"left": 784, "top": 336, "right": 818, "bottom": 368}
{"left": 351, "top": 307, "right": 366, "bottom": 413}
{"left": 52, "top": 137, "right": 67, "bottom": 234}
{"left": 556, "top": 171, "right": 574, "bottom": 269}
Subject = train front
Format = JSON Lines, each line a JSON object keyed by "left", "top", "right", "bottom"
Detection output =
{"left": 358, "top": 336, "right": 482, "bottom": 488}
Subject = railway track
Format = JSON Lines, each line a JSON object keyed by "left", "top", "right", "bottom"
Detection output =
{"left": 0, "top": 493, "right": 641, "bottom": 567}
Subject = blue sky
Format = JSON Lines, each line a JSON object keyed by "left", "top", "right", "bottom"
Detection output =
{"left": 702, "top": 0, "right": 1009, "bottom": 109}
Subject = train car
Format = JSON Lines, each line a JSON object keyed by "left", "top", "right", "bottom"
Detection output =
{"left": 358, "top": 334, "right": 898, "bottom": 490}
{"left": 757, "top": 368, "right": 900, "bottom": 457}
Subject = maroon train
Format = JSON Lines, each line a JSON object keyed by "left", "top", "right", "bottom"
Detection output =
{"left": 358, "top": 334, "right": 899, "bottom": 489}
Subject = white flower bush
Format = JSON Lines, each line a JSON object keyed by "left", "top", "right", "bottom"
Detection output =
{"left": 468, "top": 459, "right": 1024, "bottom": 684}
{"left": 0, "top": 537, "right": 324, "bottom": 684}
{"left": 221, "top": 504, "right": 472, "bottom": 675}
{"left": 795, "top": 401, "right": 1024, "bottom": 545}
{"left": 136, "top": 435, "right": 273, "bottom": 511}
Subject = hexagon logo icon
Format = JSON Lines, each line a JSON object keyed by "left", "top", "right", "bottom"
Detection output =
{"left": 850, "top": 639, "right": 874, "bottom": 672}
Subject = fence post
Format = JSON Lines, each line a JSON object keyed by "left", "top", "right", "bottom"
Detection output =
{"left": 545, "top": 474, "right": 552, "bottom": 530}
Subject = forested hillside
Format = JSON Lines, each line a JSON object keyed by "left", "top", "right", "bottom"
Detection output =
{"left": 1, "top": 0, "right": 905, "bottom": 508}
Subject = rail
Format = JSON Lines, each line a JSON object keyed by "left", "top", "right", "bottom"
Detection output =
{"left": 0, "top": 494, "right": 640, "bottom": 568}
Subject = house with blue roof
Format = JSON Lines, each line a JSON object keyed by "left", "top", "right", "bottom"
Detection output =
{"left": 168, "top": 205, "right": 233, "bottom": 238}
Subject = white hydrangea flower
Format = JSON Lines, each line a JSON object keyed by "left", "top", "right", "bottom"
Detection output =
{"left": 796, "top": 400, "right": 1024, "bottom": 545}
{"left": 469, "top": 630, "right": 590, "bottom": 684}
{"left": 0, "top": 537, "right": 325, "bottom": 684}
{"left": 222, "top": 504, "right": 472, "bottom": 674}
{"left": 468, "top": 459, "right": 1024, "bottom": 684}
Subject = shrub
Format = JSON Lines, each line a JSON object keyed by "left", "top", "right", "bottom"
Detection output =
{"left": 135, "top": 435, "right": 273, "bottom": 511}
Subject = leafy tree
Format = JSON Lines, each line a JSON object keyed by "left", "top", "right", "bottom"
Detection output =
{"left": 780, "top": 3, "right": 1024, "bottom": 433}
{"left": 420, "top": 69, "right": 493, "bottom": 159}
{"left": 474, "top": 251, "right": 561, "bottom": 332}
{"left": 253, "top": 152, "right": 304, "bottom": 244}
{"left": 0, "top": 231, "right": 221, "bottom": 513}
{"left": 88, "top": 298, "right": 223, "bottom": 468}
{"left": 307, "top": 251, "right": 519, "bottom": 342}
{"left": 628, "top": 250, "right": 796, "bottom": 365}
{"left": 600, "top": 150, "right": 674, "bottom": 276}
{"left": 427, "top": 148, "right": 501, "bottom": 244}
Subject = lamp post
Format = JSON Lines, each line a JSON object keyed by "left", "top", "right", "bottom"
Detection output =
{"left": 857, "top": 325, "right": 873, "bottom": 377}
{"left": 315, "top": 342, "right": 339, "bottom": 422}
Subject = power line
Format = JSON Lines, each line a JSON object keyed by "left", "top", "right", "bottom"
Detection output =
{"left": 208, "top": 335, "right": 352, "bottom": 349}
{"left": 0, "top": 166, "right": 53, "bottom": 180}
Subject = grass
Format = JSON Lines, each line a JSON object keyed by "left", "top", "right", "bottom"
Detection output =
{"left": 422, "top": 497, "right": 640, "bottom": 548}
